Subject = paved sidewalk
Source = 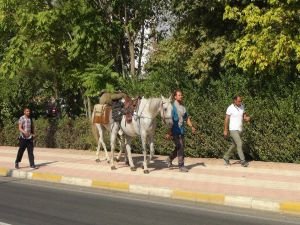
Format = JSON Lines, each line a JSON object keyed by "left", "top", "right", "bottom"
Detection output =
{"left": 1, "top": 146, "right": 300, "bottom": 215}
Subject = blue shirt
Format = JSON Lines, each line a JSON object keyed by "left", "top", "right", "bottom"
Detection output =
{"left": 171, "top": 101, "right": 188, "bottom": 135}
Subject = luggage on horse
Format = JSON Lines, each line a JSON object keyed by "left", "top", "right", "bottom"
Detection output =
{"left": 99, "top": 90, "right": 127, "bottom": 105}
{"left": 93, "top": 104, "right": 111, "bottom": 124}
{"left": 111, "top": 100, "right": 124, "bottom": 122}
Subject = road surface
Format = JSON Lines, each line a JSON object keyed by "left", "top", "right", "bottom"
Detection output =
{"left": 0, "top": 177, "right": 299, "bottom": 225}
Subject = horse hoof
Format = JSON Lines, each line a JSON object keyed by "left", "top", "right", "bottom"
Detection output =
{"left": 144, "top": 170, "right": 149, "bottom": 174}
{"left": 130, "top": 167, "right": 136, "bottom": 171}
{"left": 95, "top": 159, "right": 100, "bottom": 163}
{"left": 125, "top": 161, "right": 130, "bottom": 166}
{"left": 111, "top": 166, "right": 117, "bottom": 170}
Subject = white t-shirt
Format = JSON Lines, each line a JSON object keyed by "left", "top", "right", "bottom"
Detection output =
{"left": 226, "top": 104, "right": 245, "bottom": 131}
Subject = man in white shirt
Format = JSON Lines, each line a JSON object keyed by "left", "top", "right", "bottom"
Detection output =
{"left": 223, "top": 96, "right": 250, "bottom": 167}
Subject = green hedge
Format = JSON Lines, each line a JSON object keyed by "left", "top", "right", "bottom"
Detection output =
{"left": 152, "top": 74, "right": 300, "bottom": 163}
{"left": 0, "top": 117, "right": 97, "bottom": 150}
{"left": 0, "top": 75, "right": 299, "bottom": 163}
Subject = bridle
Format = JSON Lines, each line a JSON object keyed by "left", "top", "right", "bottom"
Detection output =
{"left": 160, "top": 100, "right": 172, "bottom": 124}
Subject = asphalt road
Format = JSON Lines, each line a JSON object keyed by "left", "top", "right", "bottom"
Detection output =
{"left": 0, "top": 177, "right": 299, "bottom": 225}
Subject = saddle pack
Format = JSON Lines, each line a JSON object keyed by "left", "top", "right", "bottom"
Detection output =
{"left": 94, "top": 93, "right": 141, "bottom": 124}
{"left": 93, "top": 104, "right": 111, "bottom": 124}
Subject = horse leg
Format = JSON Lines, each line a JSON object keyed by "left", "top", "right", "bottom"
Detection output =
{"left": 115, "top": 137, "right": 122, "bottom": 162}
{"left": 125, "top": 137, "right": 136, "bottom": 171}
{"left": 110, "top": 122, "right": 119, "bottom": 170}
{"left": 123, "top": 141, "right": 129, "bottom": 166}
{"left": 149, "top": 135, "right": 155, "bottom": 163}
{"left": 122, "top": 135, "right": 129, "bottom": 166}
{"left": 96, "top": 130, "right": 101, "bottom": 162}
{"left": 96, "top": 124, "right": 110, "bottom": 163}
{"left": 95, "top": 124, "right": 101, "bottom": 162}
{"left": 141, "top": 134, "right": 149, "bottom": 174}
{"left": 95, "top": 134, "right": 101, "bottom": 162}
{"left": 115, "top": 133, "right": 129, "bottom": 165}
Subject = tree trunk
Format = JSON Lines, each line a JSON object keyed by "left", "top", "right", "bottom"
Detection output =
{"left": 83, "top": 95, "right": 88, "bottom": 118}
{"left": 137, "top": 24, "right": 145, "bottom": 77}
{"left": 119, "top": 37, "right": 127, "bottom": 78}
{"left": 128, "top": 37, "right": 135, "bottom": 77}
{"left": 87, "top": 96, "right": 92, "bottom": 119}
{"left": 124, "top": 4, "right": 136, "bottom": 78}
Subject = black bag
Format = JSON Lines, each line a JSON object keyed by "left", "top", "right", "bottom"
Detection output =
{"left": 111, "top": 100, "right": 124, "bottom": 122}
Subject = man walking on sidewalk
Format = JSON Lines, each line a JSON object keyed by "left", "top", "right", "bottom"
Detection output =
{"left": 15, "top": 107, "right": 38, "bottom": 169}
{"left": 223, "top": 95, "right": 250, "bottom": 167}
{"left": 166, "top": 89, "right": 196, "bottom": 172}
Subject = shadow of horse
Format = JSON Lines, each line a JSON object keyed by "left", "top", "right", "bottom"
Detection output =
{"left": 122, "top": 155, "right": 206, "bottom": 172}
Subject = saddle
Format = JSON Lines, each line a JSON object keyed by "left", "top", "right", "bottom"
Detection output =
{"left": 123, "top": 96, "right": 141, "bottom": 123}
{"left": 93, "top": 104, "right": 111, "bottom": 124}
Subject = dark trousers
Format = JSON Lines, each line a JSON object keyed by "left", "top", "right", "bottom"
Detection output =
{"left": 15, "top": 138, "right": 35, "bottom": 166}
{"left": 169, "top": 135, "right": 185, "bottom": 167}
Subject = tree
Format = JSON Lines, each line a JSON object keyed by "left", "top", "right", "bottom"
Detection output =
{"left": 224, "top": 0, "right": 300, "bottom": 78}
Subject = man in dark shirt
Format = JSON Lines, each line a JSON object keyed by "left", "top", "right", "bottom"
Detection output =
{"left": 166, "top": 90, "right": 196, "bottom": 172}
{"left": 15, "top": 107, "right": 38, "bottom": 169}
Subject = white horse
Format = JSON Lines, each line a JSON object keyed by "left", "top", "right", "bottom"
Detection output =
{"left": 92, "top": 107, "right": 127, "bottom": 164}
{"left": 109, "top": 96, "right": 173, "bottom": 174}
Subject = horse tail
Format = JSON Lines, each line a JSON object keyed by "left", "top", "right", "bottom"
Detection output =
{"left": 91, "top": 105, "right": 99, "bottom": 143}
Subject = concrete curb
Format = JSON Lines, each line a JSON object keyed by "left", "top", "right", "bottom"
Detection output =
{"left": 1, "top": 167, "right": 300, "bottom": 214}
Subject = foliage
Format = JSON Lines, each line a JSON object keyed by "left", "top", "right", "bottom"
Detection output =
{"left": 0, "top": 117, "right": 96, "bottom": 150}
{"left": 74, "top": 62, "right": 121, "bottom": 97}
{"left": 0, "top": 0, "right": 299, "bottom": 163}
{"left": 54, "top": 117, "right": 96, "bottom": 149}
{"left": 224, "top": 1, "right": 300, "bottom": 77}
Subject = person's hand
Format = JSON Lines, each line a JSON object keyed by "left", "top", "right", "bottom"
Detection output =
{"left": 244, "top": 116, "right": 251, "bottom": 122}
{"left": 191, "top": 126, "right": 196, "bottom": 134}
{"left": 224, "top": 130, "right": 228, "bottom": 138}
{"left": 165, "top": 133, "right": 173, "bottom": 140}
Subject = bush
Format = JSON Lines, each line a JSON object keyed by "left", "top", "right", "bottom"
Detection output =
{"left": 0, "top": 121, "right": 19, "bottom": 146}
{"left": 149, "top": 72, "right": 300, "bottom": 163}
{"left": 0, "top": 117, "right": 97, "bottom": 150}
{"left": 1, "top": 72, "right": 299, "bottom": 163}
{"left": 55, "top": 117, "right": 96, "bottom": 150}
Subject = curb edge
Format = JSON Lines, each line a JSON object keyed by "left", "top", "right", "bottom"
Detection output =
{"left": 1, "top": 167, "right": 300, "bottom": 214}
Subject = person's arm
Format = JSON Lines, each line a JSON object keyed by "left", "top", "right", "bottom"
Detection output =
{"left": 187, "top": 117, "right": 196, "bottom": 134}
{"left": 18, "top": 121, "right": 29, "bottom": 138}
{"left": 224, "top": 114, "right": 230, "bottom": 137}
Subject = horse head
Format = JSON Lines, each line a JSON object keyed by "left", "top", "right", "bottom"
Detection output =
{"left": 160, "top": 95, "right": 173, "bottom": 126}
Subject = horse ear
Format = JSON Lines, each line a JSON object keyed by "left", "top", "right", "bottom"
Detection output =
{"left": 161, "top": 95, "right": 165, "bottom": 100}
{"left": 168, "top": 95, "right": 172, "bottom": 101}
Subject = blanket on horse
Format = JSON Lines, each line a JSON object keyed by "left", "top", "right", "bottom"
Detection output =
{"left": 99, "top": 90, "right": 127, "bottom": 105}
